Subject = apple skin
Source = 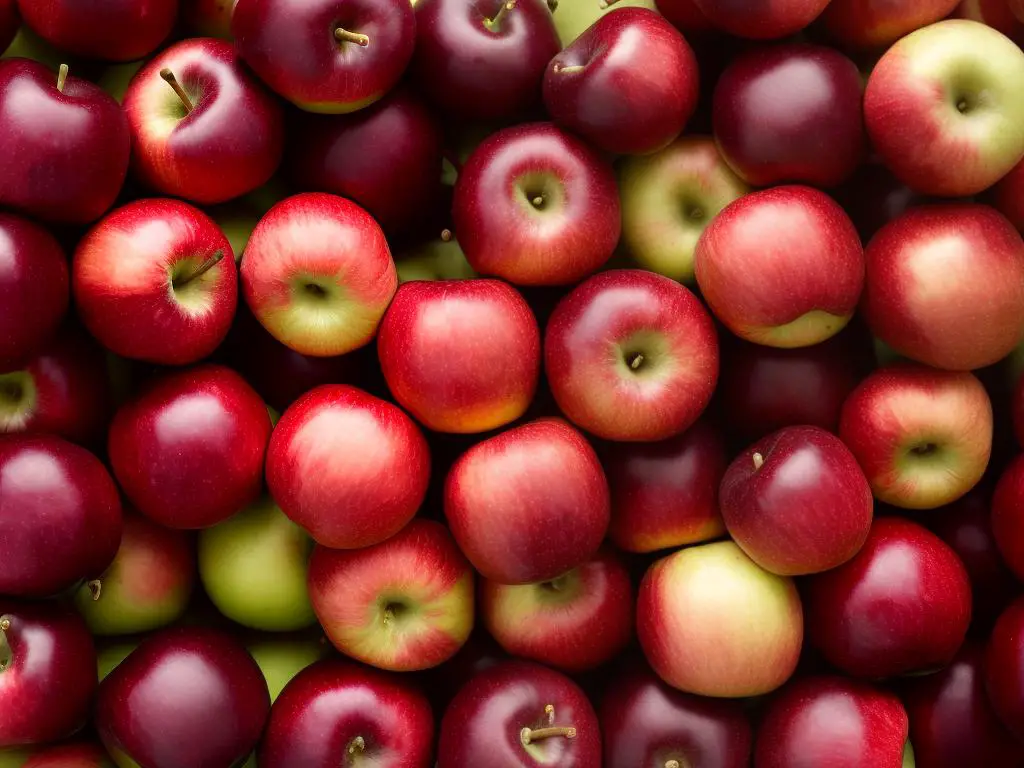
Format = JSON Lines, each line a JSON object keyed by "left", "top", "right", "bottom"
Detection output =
{"left": 444, "top": 418, "right": 611, "bottom": 585}
{"left": 377, "top": 279, "right": 541, "bottom": 434}
{"left": 247, "top": 638, "right": 327, "bottom": 703}
{"left": 108, "top": 364, "right": 273, "bottom": 530}
{"left": 437, "top": 660, "right": 602, "bottom": 768}
{"left": 232, "top": 0, "right": 416, "bottom": 113}
{"left": 0, "top": 0, "right": 18, "bottom": 52}
{"left": 804, "top": 517, "right": 972, "bottom": 679}
{"left": 864, "top": 20, "right": 1024, "bottom": 197}
{"left": 258, "top": 659, "right": 434, "bottom": 768}
{"left": 1017, "top": 375, "right": 1024, "bottom": 446}
{"left": 695, "top": 185, "right": 864, "bottom": 348}
{"left": 309, "top": 519, "right": 474, "bottom": 672}
{"left": 821, "top": 0, "right": 960, "bottom": 49}
{"left": 986, "top": 597, "right": 1024, "bottom": 742}
{"left": 637, "top": 540, "right": 804, "bottom": 698}
{"left": 266, "top": 384, "right": 430, "bottom": 549}
{"left": 183, "top": 0, "right": 237, "bottom": 38}
{"left": 453, "top": 122, "right": 621, "bottom": 286}
{"left": 0, "top": 59, "right": 130, "bottom": 224}
{"left": 993, "top": 157, "right": 1024, "bottom": 234}
{"left": 543, "top": 8, "right": 699, "bottom": 156}
{"left": 690, "top": 0, "right": 829, "bottom": 38}
{"left": 240, "top": 192, "right": 397, "bottom": 357}
{"left": 992, "top": 455, "right": 1024, "bottom": 581}
{"left": 95, "top": 626, "right": 270, "bottom": 768}
{"left": 655, "top": 0, "right": 715, "bottom": 33}
{"left": 2, "top": 741, "right": 115, "bottom": 767}
{"left": 955, "top": 0, "right": 1024, "bottom": 43}
{"left": 545, "top": 269, "right": 719, "bottom": 442}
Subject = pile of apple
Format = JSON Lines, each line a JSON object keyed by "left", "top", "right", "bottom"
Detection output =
{"left": 5, "top": 0, "right": 1024, "bottom": 764}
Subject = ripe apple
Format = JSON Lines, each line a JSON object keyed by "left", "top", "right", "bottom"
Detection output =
{"left": 309, "top": 519, "right": 474, "bottom": 672}
{"left": 655, "top": 0, "right": 714, "bottom": 33}
{"left": 695, "top": 185, "right": 864, "bottom": 348}
{"left": 232, "top": 0, "right": 416, "bottom": 113}
{"left": 240, "top": 192, "right": 397, "bottom": 357}
{"left": 0, "top": 59, "right": 130, "bottom": 224}
{"left": 864, "top": 19, "right": 1024, "bottom": 196}
{"left": 992, "top": 455, "right": 1024, "bottom": 581}
{"left": 955, "top": 0, "right": 1024, "bottom": 43}
{"left": 552, "top": 0, "right": 658, "bottom": 44}
{"left": 637, "top": 540, "right": 804, "bottom": 697}
{"left": 1016, "top": 376, "right": 1024, "bottom": 446}
{"left": 986, "top": 597, "right": 1024, "bottom": 741}
{"left": 545, "top": 269, "right": 719, "bottom": 442}
{"left": 0, "top": 0, "right": 18, "bottom": 52}
{"left": 690, "top": 0, "right": 829, "bottom": 38}
{"left": 183, "top": 0, "right": 237, "bottom": 37}
{"left": 247, "top": 638, "right": 327, "bottom": 702}
{"left": 993, "top": 157, "right": 1024, "bottom": 233}
{"left": 822, "top": 0, "right": 960, "bottom": 49}
{"left": 452, "top": 122, "right": 620, "bottom": 286}
{"left": 0, "top": 741, "right": 115, "bottom": 767}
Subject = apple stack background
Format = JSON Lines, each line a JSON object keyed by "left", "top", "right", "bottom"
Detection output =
{"left": 2, "top": 0, "right": 1024, "bottom": 765}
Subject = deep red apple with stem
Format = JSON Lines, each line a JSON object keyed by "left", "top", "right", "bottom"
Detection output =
{"left": 986, "top": 596, "right": 1024, "bottom": 740}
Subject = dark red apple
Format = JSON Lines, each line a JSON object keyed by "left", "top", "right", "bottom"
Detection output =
{"left": 691, "top": 0, "right": 829, "bottom": 38}
{"left": 822, "top": 0, "right": 963, "bottom": 50}
{"left": 655, "top": 0, "right": 715, "bottom": 34}
{"left": 4, "top": 741, "right": 115, "bottom": 767}
{"left": 992, "top": 455, "right": 1024, "bottom": 581}
{"left": 993, "top": 158, "right": 1024, "bottom": 234}
{"left": 987, "top": 596, "right": 1024, "bottom": 741}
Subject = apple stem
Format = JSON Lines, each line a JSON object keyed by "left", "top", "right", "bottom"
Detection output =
{"left": 0, "top": 617, "right": 10, "bottom": 672}
{"left": 521, "top": 725, "right": 577, "bottom": 745}
{"left": 666, "top": 761, "right": 681, "bottom": 768}
{"left": 335, "top": 27, "right": 370, "bottom": 47}
{"left": 629, "top": 353, "right": 644, "bottom": 370}
{"left": 88, "top": 579, "right": 102, "bottom": 601}
{"left": 56, "top": 63, "right": 69, "bottom": 93}
{"left": 174, "top": 250, "right": 225, "bottom": 288}
{"left": 752, "top": 452, "right": 765, "bottom": 470}
{"left": 160, "top": 68, "right": 194, "bottom": 114}
{"left": 348, "top": 735, "right": 366, "bottom": 756}
{"left": 487, "top": 0, "right": 517, "bottom": 27}
{"left": 441, "top": 228, "right": 453, "bottom": 242}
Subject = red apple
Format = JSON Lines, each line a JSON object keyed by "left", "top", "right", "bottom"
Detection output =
{"left": 4, "top": 741, "right": 115, "bottom": 767}
{"left": 182, "top": 0, "right": 237, "bottom": 37}
{"left": 1016, "top": 375, "right": 1024, "bottom": 446}
{"left": 823, "top": 0, "right": 960, "bottom": 48}
{"left": 993, "top": 157, "right": 1024, "bottom": 234}
{"left": 954, "top": 0, "right": 1024, "bottom": 44}
{"left": 0, "top": 0, "right": 18, "bottom": 52}
{"left": 1014, "top": 0, "right": 1024, "bottom": 21}
{"left": 986, "top": 596, "right": 1024, "bottom": 740}
{"left": 690, "top": 0, "right": 829, "bottom": 38}
{"left": 655, "top": 0, "right": 715, "bottom": 33}
{"left": 993, "top": 455, "right": 1024, "bottom": 581}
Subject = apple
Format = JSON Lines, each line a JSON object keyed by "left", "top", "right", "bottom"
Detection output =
{"left": 232, "top": 0, "right": 415, "bottom": 113}
{"left": 804, "top": 517, "right": 972, "bottom": 678}
{"left": 637, "top": 540, "right": 804, "bottom": 697}
{"left": 552, "top": 0, "right": 658, "bottom": 44}
{"left": 545, "top": 269, "right": 719, "bottom": 442}
{"left": 543, "top": 8, "right": 699, "bottom": 156}
{"left": 247, "top": 638, "right": 327, "bottom": 702}
{"left": 183, "top": 0, "right": 237, "bottom": 37}
{"left": 993, "top": 157, "right": 1024, "bottom": 234}
{"left": 992, "top": 455, "right": 1024, "bottom": 581}
{"left": 864, "top": 20, "right": 1024, "bottom": 196}
{"left": 655, "top": 0, "right": 714, "bottom": 33}
{"left": 690, "top": 0, "right": 828, "bottom": 38}
{"left": 241, "top": 192, "right": 397, "bottom": 357}
{"left": 108, "top": 364, "right": 273, "bottom": 530}
{"left": 1016, "top": 376, "right": 1024, "bottom": 446}
{"left": 839, "top": 365, "right": 993, "bottom": 509}
{"left": 0, "top": 59, "right": 130, "bottom": 224}
{"left": 308, "top": 519, "right": 474, "bottom": 672}
{"left": 437, "top": 660, "right": 602, "bottom": 767}
{"left": 0, "top": 0, "right": 17, "bottom": 53}
{"left": 0, "top": 742, "right": 115, "bottom": 767}
{"left": 822, "top": 0, "right": 963, "bottom": 49}
{"left": 1014, "top": 0, "right": 1024, "bottom": 21}
{"left": 258, "top": 659, "right": 434, "bottom": 768}
{"left": 695, "top": 185, "right": 864, "bottom": 348}
{"left": 96, "top": 627, "right": 270, "bottom": 768}
{"left": 954, "top": 0, "right": 1024, "bottom": 43}
{"left": 986, "top": 597, "right": 1024, "bottom": 741}
{"left": 452, "top": 122, "right": 621, "bottom": 286}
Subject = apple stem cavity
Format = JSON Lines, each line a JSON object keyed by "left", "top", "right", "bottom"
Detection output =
{"left": 160, "top": 68, "right": 194, "bottom": 114}
{"left": 335, "top": 27, "right": 370, "bottom": 47}
{"left": 174, "top": 250, "right": 225, "bottom": 289}
{"left": 0, "top": 617, "right": 10, "bottom": 672}
{"left": 485, "top": 0, "right": 517, "bottom": 29}
{"left": 753, "top": 452, "right": 765, "bottom": 470}
{"left": 547, "top": 0, "right": 557, "bottom": 10}
{"left": 56, "top": 64, "right": 69, "bottom": 94}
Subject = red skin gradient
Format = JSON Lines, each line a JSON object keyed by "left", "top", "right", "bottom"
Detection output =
{"left": 444, "top": 418, "right": 611, "bottom": 585}
{"left": 986, "top": 597, "right": 1024, "bottom": 740}
{"left": 993, "top": 158, "right": 1024, "bottom": 234}
{"left": 655, "top": 0, "right": 715, "bottom": 33}
{"left": 955, "top": 0, "right": 1024, "bottom": 43}
{"left": 690, "top": 0, "right": 829, "bottom": 38}
{"left": 15, "top": 741, "right": 114, "bottom": 767}
{"left": 822, "top": 0, "right": 960, "bottom": 49}
{"left": 0, "top": 59, "right": 129, "bottom": 224}
{"left": 712, "top": 45, "right": 866, "bottom": 188}
{"left": 543, "top": 8, "right": 699, "bottom": 156}
{"left": 377, "top": 279, "right": 541, "bottom": 434}
{"left": 266, "top": 384, "right": 431, "bottom": 549}
{"left": 0, "top": 0, "right": 18, "bottom": 52}
{"left": 96, "top": 627, "right": 270, "bottom": 768}
{"left": 545, "top": 269, "right": 719, "bottom": 442}
{"left": 803, "top": 517, "right": 972, "bottom": 678}
{"left": 0, "top": 434, "right": 121, "bottom": 597}
{"left": 992, "top": 455, "right": 1024, "bottom": 581}
{"left": 602, "top": 418, "right": 727, "bottom": 553}
{"left": 452, "top": 122, "right": 621, "bottom": 286}
{"left": 108, "top": 364, "right": 272, "bottom": 530}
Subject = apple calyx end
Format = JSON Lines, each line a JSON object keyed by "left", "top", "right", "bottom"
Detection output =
{"left": 87, "top": 579, "right": 102, "bottom": 601}
{"left": 173, "top": 250, "right": 225, "bottom": 290}
{"left": 335, "top": 27, "right": 370, "bottom": 47}
{"left": 160, "top": 68, "right": 195, "bottom": 114}
{"left": 441, "top": 228, "right": 454, "bottom": 243}
{"left": 752, "top": 452, "right": 765, "bottom": 471}
{"left": 56, "top": 63, "right": 69, "bottom": 94}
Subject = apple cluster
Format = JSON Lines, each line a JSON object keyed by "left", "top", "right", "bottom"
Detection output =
{"left": 3, "top": 0, "right": 1024, "bottom": 766}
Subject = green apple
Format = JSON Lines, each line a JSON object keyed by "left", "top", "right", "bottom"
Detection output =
{"left": 97, "top": 641, "right": 139, "bottom": 682}
{"left": 551, "top": 0, "right": 659, "bottom": 45}
{"left": 396, "top": 232, "right": 477, "bottom": 283}
{"left": 248, "top": 637, "right": 328, "bottom": 702}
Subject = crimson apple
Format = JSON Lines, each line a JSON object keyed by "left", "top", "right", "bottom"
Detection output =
{"left": 987, "top": 597, "right": 1024, "bottom": 741}
{"left": 690, "top": 0, "right": 829, "bottom": 38}
{"left": 822, "top": 0, "right": 960, "bottom": 49}
{"left": 993, "top": 157, "right": 1024, "bottom": 234}
{"left": 954, "top": 0, "right": 1024, "bottom": 43}
{"left": 993, "top": 455, "right": 1024, "bottom": 581}
{"left": 655, "top": 0, "right": 715, "bottom": 33}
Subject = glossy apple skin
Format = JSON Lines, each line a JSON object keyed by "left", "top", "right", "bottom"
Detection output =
{"left": 266, "top": 384, "right": 430, "bottom": 549}
{"left": 232, "top": 0, "right": 415, "bottom": 113}
{"left": 713, "top": 45, "right": 865, "bottom": 188}
{"left": 108, "top": 364, "right": 273, "bottom": 530}
{"left": 545, "top": 269, "right": 719, "bottom": 442}
{"left": 0, "top": 0, "right": 18, "bottom": 52}
{"left": 993, "top": 455, "right": 1024, "bottom": 581}
{"left": 453, "top": 123, "right": 621, "bottom": 286}
{"left": 543, "top": 8, "right": 699, "bottom": 156}
{"left": 96, "top": 626, "right": 270, "bottom": 768}
{"left": 993, "top": 158, "right": 1024, "bottom": 234}
{"left": 695, "top": 186, "right": 864, "bottom": 348}
{"left": 8, "top": 741, "right": 115, "bottom": 767}
{"left": 377, "top": 279, "right": 540, "bottom": 434}
{"left": 308, "top": 519, "right": 474, "bottom": 672}
{"left": 822, "top": 0, "right": 960, "bottom": 48}
{"left": 445, "top": 418, "right": 611, "bottom": 584}
{"left": 259, "top": 659, "right": 434, "bottom": 768}
{"left": 691, "top": 0, "right": 829, "bottom": 38}
{"left": 0, "top": 59, "right": 130, "bottom": 224}
{"left": 986, "top": 597, "right": 1024, "bottom": 740}
{"left": 437, "top": 660, "right": 602, "bottom": 768}
{"left": 804, "top": 517, "right": 972, "bottom": 678}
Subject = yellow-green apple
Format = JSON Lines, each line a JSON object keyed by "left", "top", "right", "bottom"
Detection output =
{"left": 0, "top": 434, "right": 121, "bottom": 598}
{"left": 713, "top": 44, "right": 866, "bottom": 188}
{"left": 183, "top": 0, "right": 238, "bottom": 37}
{"left": 247, "top": 638, "right": 327, "bottom": 702}
{"left": 308, "top": 519, "right": 474, "bottom": 672}
{"left": 241, "top": 192, "right": 397, "bottom": 357}
{"left": 452, "top": 122, "right": 621, "bottom": 286}
{"left": 992, "top": 455, "right": 1024, "bottom": 580}
{"left": 444, "top": 418, "right": 610, "bottom": 584}
{"left": 552, "top": 0, "right": 657, "bottom": 44}
{"left": 232, "top": 0, "right": 415, "bottom": 113}
{"left": 862, "top": 204, "right": 1024, "bottom": 370}
{"left": 690, "top": 0, "right": 828, "bottom": 38}
{"left": 108, "top": 364, "right": 273, "bottom": 529}
{"left": 602, "top": 418, "right": 727, "bottom": 553}
{"left": 124, "top": 39, "right": 285, "bottom": 205}
{"left": 0, "top": 59, "right": 129, "bottom": 224}
{"left": 545, "top": 269, "right": 719, "bottom": 442}
{"left": 258, "top": 659, "right": 434, "bottom": 768}
{"left": 73, "top": 198, "right": 238, "bottom": 366}
{"left": 839, "top": 365, "right": 992, "bottom": 509}
{"left": 985, "top": 597, "right": 1024, "bottom": 739}
{"left": 266, "top": 384, "right": 430, "bottom": 549}
{"left": 480, "top": 547, "right": 633, "bottom": 672}
{"left": 637, "top": 540, "right": 803, "bottom": 697}
{"left": 953, "top": 0, "right": 1024, "bottom": 43}
{"left": 804, "top": 517, "right": 972, "bottom": 678}
{"left": 864, "top": 20, "right": 1024, "bottom": 196}
{"left": 619, "top": 136, "right": 749, "bottom": 283}
{"left": 395, "top": 233, "right": 477, "bottom": 283}
{"left": 822, "top": 0, "right": 960, "bottom": 49}
{"left": 695, "top": 185, "right": 865, "bottom": 349}
{"left": 655, "top": 0, "right": 714, "bottom": 33}
{"left": 0, "top": 742, "right": 115, "bottom": 767}
{"left": 0, "top": 0, "right": 17, "bottom": 52}
{"left": 377, "top": 279, "right": 540, "bottom": 434}
{"left": 543, "top": 8, "right": 699, "bottom": 156}
{"left": 993, "top": 158, "right": 1024, "bottom": 233}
